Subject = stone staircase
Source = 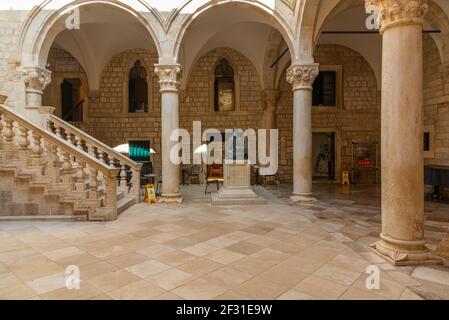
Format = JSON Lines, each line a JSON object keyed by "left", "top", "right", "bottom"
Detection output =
{"left": 0, "top": 103, "right": 141, "bottom": 221}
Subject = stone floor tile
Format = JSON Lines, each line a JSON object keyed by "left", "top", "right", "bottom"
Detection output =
{"left": 259, "top": 265, "right": 309, "bottom": 288}
{"left": 205, "top": 249, "right": 245, "bottom": 265}
{"left": 171, "top": 278, "right": 227, "bottom": 300}
{"left": 25, "top": 272, "right": 67, "bottom": 295}
{"left": 86, "top": 269, "right": 140, "bottom": 293}
{"left": 107, "top": 280, "right": 166, "bottom": 300}
{"left": 40, "top": 283, "right": 102, "bottom": 300}
{"left": 124, "top": 259, "right": 171, "bottom": 278}
{"left": 203, "top": 267, "right": 253, "bottom": 289}
{"left": 235, "top": 277, "right": 288, "bottom": 300}
{"left": 312, "top": 264, "right": 361, "bottom": 286}
{"left": 106, "top": 252, "right": 150, "bottom": 269}
{"left": 229, "top": 256, "right": 277, "bottom": 276}
{"left": 294, "top": 275, "right": 348, "bottom": 300}
{"left": 276, "top": 289, "right": 316, "bottom": 300}
{"left": 177, "top": 258, "right": 223, "bottom": 276}
{"left": 147, "top": 268, "right": 193, "bottom": 290}
{"left": 156, "top": 250, "right": 197, "bottom": 267}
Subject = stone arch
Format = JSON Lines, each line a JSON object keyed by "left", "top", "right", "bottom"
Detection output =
{"left": 17, "top": 0, "right": 163, "bottom": 70}
{"left": 181, "top": 47, "right": 264, "bottom": 114}
{"left": 124, "top": 56, "right": 152, "bottom": 114}
{"left": 172, "top": 0, "right": 296, "bottom": 64}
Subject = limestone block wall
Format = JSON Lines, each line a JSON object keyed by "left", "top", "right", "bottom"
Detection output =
{"left": 180, "top": 47, "right": 264, "bottom": 130}
{"left": 423, "top": 34, "right": 449, "bottom": 166}
{"left": 0, "top": 11, "right": 26, "bottom": 91}
{"left": 277, "top": 44, "right": 381, "bottom": 183}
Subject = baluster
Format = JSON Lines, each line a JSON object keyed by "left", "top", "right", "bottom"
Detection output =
{"left": 75, "top": 135, "right": 83, "bottom": 150}
{"left": 51, "top": 146, "right": 62, "bottom": 183}
{"left": 98, "top": 149, "right": 105, "bottom": 164}
{"left": 54, "top": 124, "right": 62, "bottom": 138}
{"left": 61, "top": 150, "right": 73, "bottom": 185}
{"left": 130, "top": 165, "right": 141, "bottom": 202}
{"left": 18, "top": 125, "right": 29, "bottom": 150}
{"left": 3, "top": 117, "right": 14, "bottom": 146}
{"left": 86, "top": 143, "right": 95, "bottom": 157}
{"left": 75, "top": 160, "right": 87, "bottom": 193}
{"left": 65, "top": 130, "right": 73, "bottom": 144}
{"left": 89, "top": 167, "right": 99, "bottom": 200}
{"left": 119, "top": 163, "right": 127, "bottom": 192}
{"left": 31, "top": 132, "right": 42, "bottom": 158}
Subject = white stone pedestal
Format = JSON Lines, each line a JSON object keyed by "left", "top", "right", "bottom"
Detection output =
{"left": 211, "top": 163, "right": 266, "bottom": 205}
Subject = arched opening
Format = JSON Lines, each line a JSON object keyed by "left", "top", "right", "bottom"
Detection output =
{"left": 214, "top": 58, "right": 235, "bottom": 112}
{"left": 128, "top": 60, "right": 149, "bottom": 113}
{"left": 32, "top": 2, "right": 162, "bottom": 173}
{"left": 173, "top": 2, "right": 295, "bottom": 185}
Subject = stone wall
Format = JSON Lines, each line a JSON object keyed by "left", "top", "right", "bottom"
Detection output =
{"left": 180, "top": 47, "right": 264, "bottom": 133}
{"left": 0, "top": 11, "right": 26, "bottom": 93}
{"left": 277, "top": 44, "right": 381, "bottom": 183}
{"left": 423, "top": 34, "right": 449, "bottom": 166}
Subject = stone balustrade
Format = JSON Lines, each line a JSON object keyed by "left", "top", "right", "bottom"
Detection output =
{"left": 0, "top": 103, "right": 120, "bottom": 220}
{"left": 47, "top": 114, "right": 142, "bottom": 202}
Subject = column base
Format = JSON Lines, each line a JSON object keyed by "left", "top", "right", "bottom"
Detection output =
{"left": 369, "top": 233, "right": 442, "bottom": 266}
{"left": 158, "top": 193, "right": 183, "bottom": 204}
{"left": 290, "top": 193, "right": 317, "bottom": 202}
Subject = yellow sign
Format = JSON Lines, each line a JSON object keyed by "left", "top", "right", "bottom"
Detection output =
{"left": 144, "top": 184, "right": 157, "bottom": 204}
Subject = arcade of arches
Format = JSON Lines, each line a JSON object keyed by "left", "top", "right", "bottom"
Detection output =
{"left": 0, "top": 0, "right": 449, "bottom": 300}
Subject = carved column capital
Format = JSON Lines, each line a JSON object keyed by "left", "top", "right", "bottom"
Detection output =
{"left": 23, "top": 67, "right": 52, "bottom": 93}
{"left": 154, "top": 64, "right": 182, "bottom": 93}
{"left": 286, "top": 64, "right": 319, "bottom": 91}
{"left": 365, "top": 0, "right": 428, "bottom": 32}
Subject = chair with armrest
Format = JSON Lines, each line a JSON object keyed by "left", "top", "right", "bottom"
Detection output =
{"left": 205, "top": 164, "right": 224, "bottom": 194}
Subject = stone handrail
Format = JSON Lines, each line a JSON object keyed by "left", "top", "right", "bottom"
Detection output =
{"left": 48, "top": 114, "right": 141, "bottom": 169}
{"left": 47, "top": 114, "right": 141, "bottom": 201}
{"left": 0, "top": 103, "right": 119, "bottom": 220}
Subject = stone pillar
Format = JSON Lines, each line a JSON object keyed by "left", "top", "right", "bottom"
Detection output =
{"left": 155, "top": 64, "right": 183, "bottom": 203}
{"left": 23, "top": 67, "right": 51, "bottom": 107}
{"left": 263, "top": 90, "right": 278, "bottom": 135}
{"left": 366, "top": 0, "right": 440, "bottom": 265}
{"left": 286, "top": 64, "right": 319, "bottom": 202}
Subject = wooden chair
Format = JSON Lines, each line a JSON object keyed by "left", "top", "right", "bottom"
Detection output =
{"left": 189, "top": 165, "right": 201, "bottom": 185}
{"left": 205, "top": 164, "right": 224, "bottom": 194}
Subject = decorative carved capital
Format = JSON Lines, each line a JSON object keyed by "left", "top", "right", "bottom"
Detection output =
{"left": 154, "top": 64, "right": 181, "bottom": 93}
{"left": 23, "top": 67, "right": 52, "bottom": 93}
{"left": 365, "top": 0, "right": 428, "bottom": 32}
{"left": 264, "top": 90, "right": 279, "bottom": 111}
{"left": 286, "top": 64, "right": 319, "bottom": 90}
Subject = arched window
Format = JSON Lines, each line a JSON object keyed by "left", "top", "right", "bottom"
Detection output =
{"left": 129, "top": 60, "right": 148, "bottom": 113}
{"left": 214, "top": 59, "right": 235, "bottom": 112}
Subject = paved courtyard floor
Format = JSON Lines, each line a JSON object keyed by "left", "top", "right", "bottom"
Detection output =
{"left": 0, "top": 183, "right": 448, "bottom": 300}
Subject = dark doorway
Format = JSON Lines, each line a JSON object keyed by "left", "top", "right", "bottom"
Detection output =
{"left": 312, "top": 132, "right": 336, "bottom": 181}
{"left": 61, "top": 78, "right": 83, "bottom": 124}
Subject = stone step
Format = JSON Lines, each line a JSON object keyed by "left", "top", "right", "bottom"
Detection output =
{"left": 0, "top": 215, "right": 87, "bottom": 222}
{"left": 117, "top": 191, "right": 125, "bottom": 201}
{"left": 117, "top": 196, "right": 135, "bottom": 215}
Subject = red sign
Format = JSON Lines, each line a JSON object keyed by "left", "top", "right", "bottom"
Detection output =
{"left": 358, "top": 159, "right": 374, "bottom": 167}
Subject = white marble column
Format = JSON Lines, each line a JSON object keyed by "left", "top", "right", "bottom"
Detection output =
{"left": 366, "top": 0, "right": 440, "bottom": 265}
{"left": 155, "top": 64, "right": 183, "bottom": 203}
{"left": 286, "top": 64, "right": 319, "bottom": 202}
{"left": 22, "top": 67, "right": 53, "bottom": 126}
